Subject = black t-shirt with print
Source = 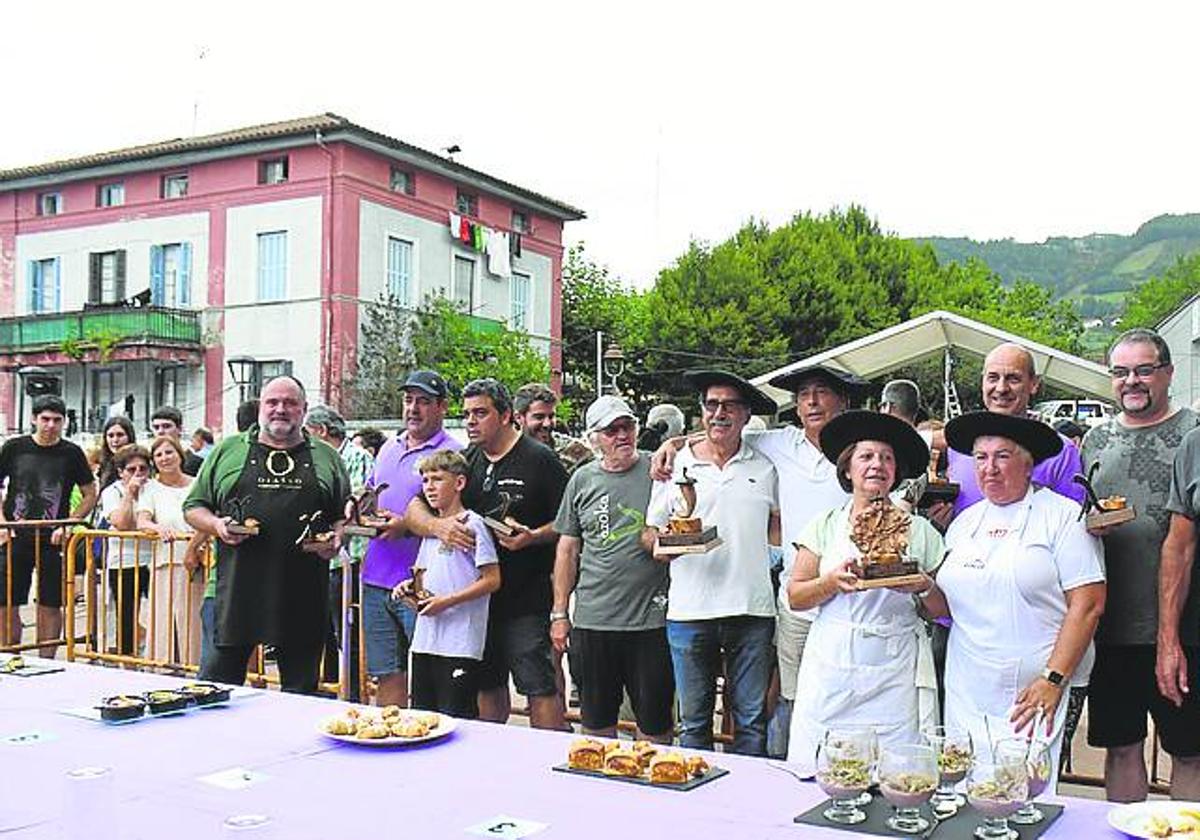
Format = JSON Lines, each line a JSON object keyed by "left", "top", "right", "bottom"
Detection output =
{"left": 463, "top": 435, "right": 568, "bottom": 619}
{"left": 0, "top": 436, "right": 94, "bottom": 522}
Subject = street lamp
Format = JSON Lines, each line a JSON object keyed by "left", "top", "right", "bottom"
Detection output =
{"left": 226, "top": 355, "right": 257, "bottom": 402}
{"left": 602, "top": 343, "right": 626, "bottom": 395}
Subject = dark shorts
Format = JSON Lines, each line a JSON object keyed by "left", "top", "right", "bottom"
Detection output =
{"left": 478, "top": 612, "right": 557, "bottom": 697}
{"left": 572, "top": 626, "right": 674, "bottom": 736}
{"left": 1087, "top": 644, "right": 1200, "bottom": 757}
{"left": 0, "top": 537, "right": 64, "bottom": 608}
{"left": 362, "top": 584, "right": 417, "bottom": 678}
{"left": 411, "top": 652, "right": 480, "bottom": 719}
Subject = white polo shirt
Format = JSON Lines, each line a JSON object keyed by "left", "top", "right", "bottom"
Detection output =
{"left": 744, "top": 425, "right": 848, "bottom": 622}
{"left": 647, "top": 440, "right": 779, "bottom": 621}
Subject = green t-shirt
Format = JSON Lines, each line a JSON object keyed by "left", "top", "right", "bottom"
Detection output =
{"left": 553, "top": 453, "right": 667, "bottom": 630}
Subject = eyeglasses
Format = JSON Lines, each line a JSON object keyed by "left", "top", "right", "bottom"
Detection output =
{"left": 1109, "top": 362, "right": 1168, "bottom": 380}
{"left": 122, "top": 464, "right": 149, "bottom": 475}
{"left": 599, "top": 420, "right": 638, "bottom": 438}
{"left": 701, "top": 398, "right": 747, "bottom": 414}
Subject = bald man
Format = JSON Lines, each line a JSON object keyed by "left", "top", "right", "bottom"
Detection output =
{"left": 942, "top": 343, "right": 1086, "bottom": 518}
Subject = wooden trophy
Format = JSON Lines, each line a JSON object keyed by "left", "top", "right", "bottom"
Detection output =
{"left": 656, "top": 468, "right": 723, "bottom": 556}
{"left": 849, "top": 497, "right": 925, "bottom": 590}
{"left": 296, "top": 510, "right": 336, "bottom": 553}
{"left": 916, "top": 446, "right": 960, "bottom": 509}
{"left": 223, "top": 496, "right": 260, "bottom": 536}
{"left": 1074, "top": 462, "right": 1136, "bottom": 530}
{"left": 483, "top": 492, "right": 528, "bottom": 539}
{"left": 343, "top": 482, "right": 391, "bottom": 538}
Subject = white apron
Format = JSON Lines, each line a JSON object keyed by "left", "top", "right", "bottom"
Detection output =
{"left": 786, "top": 507, "right": 938, "bottom": 772}
{"left": 940, "top": 494, "right": 1069, "bottom": 792}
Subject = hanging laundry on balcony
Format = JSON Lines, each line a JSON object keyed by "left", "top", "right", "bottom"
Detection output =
{"left": 510, "top": 232, "right": 522, "bottom": 258}
{"left": 487, "top": 230, "right": 512, "bottom": 278}
{"left": 449, "top": 211, "right": 462, "bottom": 240}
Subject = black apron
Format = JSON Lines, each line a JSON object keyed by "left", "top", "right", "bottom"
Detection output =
{"left": 214, "top": 440, "right": 331, "bottom": 648}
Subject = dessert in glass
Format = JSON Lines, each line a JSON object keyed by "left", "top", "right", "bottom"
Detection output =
{"left": 816, "top": 728, "right": 876, "bottom": 825}
{"left": 879, "top": 744, "right": 938, "bottom": 834}
{"left": 922, "top": 724, "right": 973, "bottom": 815}
{"left": 966, "top": 760, "right": 1028, "bottom": 840}
{"left": 993, "top": 737, "right": 1051, "bottom": 825}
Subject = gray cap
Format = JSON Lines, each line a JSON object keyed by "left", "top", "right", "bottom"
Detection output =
{"left": 586, "top": 395, "right": 637, "bottom": 432}
{"left": 403, "top": 369, "right": 448, "bottom": 399}
{"left": 304, "top": 405, "right": 346, "bottom": 437}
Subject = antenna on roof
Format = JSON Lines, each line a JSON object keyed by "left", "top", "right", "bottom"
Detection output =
{"left": 442, "top": 144, "right": 462, "bottom": 160}
{"left": 192, "top": 47, "right": 209, "bottom": 136}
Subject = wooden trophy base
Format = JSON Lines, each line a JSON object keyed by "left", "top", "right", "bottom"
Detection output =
{"left": 1085, "top": 505, "right": 1136, "bottom": 530}
{"left": 226, "top": 522, "right": 260, "bottom": 536}
{"left": 917, "top": 481, "right": 960, "bottom": 508}
{"left": 658, "top": 525, "right": 718, "bottom": 547}
{"left": 656, "top": 537, "right": 724, "bottom": 557}
{"left": 484, "top": 516, "right": 521, "bottom": 538}
{"left": 852, "top": 558, "right": 922, "bottom": 590}
{"left": 343, "top": 522, "right": 385, "bottom": 538}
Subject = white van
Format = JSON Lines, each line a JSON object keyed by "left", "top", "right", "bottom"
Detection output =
{"left": 1035, "top": 399, "right": 1115, "bottom": 429}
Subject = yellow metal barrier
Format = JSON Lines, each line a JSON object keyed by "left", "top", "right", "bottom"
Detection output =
{"left": 1, "top": 519, "right": 85, "bottom": 656}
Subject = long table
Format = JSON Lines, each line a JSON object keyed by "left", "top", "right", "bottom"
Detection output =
{"left": 0, "top": 661, "right": 1124, "bottom": 839}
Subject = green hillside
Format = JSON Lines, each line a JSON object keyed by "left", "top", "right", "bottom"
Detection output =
{"left": 918, "top": 213, "right": 1200, "bottom": 318}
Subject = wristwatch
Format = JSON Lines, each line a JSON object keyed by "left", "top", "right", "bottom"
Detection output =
{"left": 1040, "top": 667, "right": 1065, "bottom": 687}
{"left": 549, "top": 611, "right": 570, "bottom": 622}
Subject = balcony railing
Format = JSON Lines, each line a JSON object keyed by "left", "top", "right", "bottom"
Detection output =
{"left": 0, "top": 306, "right": 202, "bottom": 354}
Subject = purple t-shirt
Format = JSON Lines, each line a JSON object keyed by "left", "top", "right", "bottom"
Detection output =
{"left": 362, "top": 428, "right": 463, "bottom": 589}
{"left": 947, "top": 432, "right": 1086, "bottom": 517}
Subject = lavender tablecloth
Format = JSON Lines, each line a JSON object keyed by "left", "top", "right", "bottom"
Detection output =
{"left": 0, "top": 661, "right": 1126, "bottom": 839}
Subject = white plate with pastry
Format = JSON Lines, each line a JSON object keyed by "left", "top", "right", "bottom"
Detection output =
{"left": 1108, "top": 801, "right": 1200, "bottom": 838}
{"left": 319, "top": 708, "right": 456, "bottom": 746}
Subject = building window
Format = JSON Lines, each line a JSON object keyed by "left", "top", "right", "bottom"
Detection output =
{"left": 155, "top": 365, "right": 187, "bottom": 411}
{"left": 27, "top": 257, "right": 61, "bottom": 314}
{"left": 390, "top": 167, "right": 414, "bottom": 195}
{"left": 509, "top": 272, "right": 531, "bottom": 331}
{"left": 257, "top": 231, "right": 288, "bottom": 301}
{"left": 97, "top": 183, "right": 125, "bottom": 208}
{"left": 453, "top": 255, "right": 475, "bottom": 312}
{"left": 38, "top": 192, "right": 62, "bottom": 216}
{"left": 247, "top": 359, "right": 293, "bottom": 398}
{"left": 162, "top": 173, "right": 189, "bottom": 199}
{"left": 455, "top": 190, "right": 478, "bottom": 217}
{"left": 259, "top": 157, "right": 289, "bottom": 185}
{"left": 511, "top": 210, "right": 530, "bottom": 234}
{"left": 90, "top": 368, "right": 127, "bottom": 433}
{"left": 387, "top": 236, "right": 413, "bottom": 306}
{"left": 88, "top": 250, "right": 127, "bottom": 304}
{"left": 151, "top": 242, "right": 192, "bottom": 307}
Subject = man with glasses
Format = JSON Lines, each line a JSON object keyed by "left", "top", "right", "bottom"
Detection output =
{"left": 362, "top": 370, "right": 459, "bottom": 708}
{"left": 652, "top": 364, "right": 862, "bottom": 757}
{"left": 551, "top": 396, "right": 672, "bottom": 742}
{"left": 647, "top": 370, "right": 780, "bottom": 755}
{"left": 409, "top": 378, "right": 568, "bottom": 728}
{"left": 1080, "top": 329, "right": 1200, "bottom": 801}
{"left": 0, "top": 395, "right": 96, "bottom": 657}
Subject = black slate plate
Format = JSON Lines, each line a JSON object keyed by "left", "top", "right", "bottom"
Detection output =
{"left": 552, "top": 763, "right": 729, "bottom": 792}
{"left": 794, "top": 796, "right": 1064, "bottom": 839}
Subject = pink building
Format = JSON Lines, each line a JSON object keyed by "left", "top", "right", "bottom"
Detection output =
{"left": 0, "top": 114, "right": 584, "bottom": 434}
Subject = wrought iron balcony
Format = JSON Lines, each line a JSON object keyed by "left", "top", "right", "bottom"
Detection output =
{"left": 0, "top": 306, "right": 202, "bottom": 354}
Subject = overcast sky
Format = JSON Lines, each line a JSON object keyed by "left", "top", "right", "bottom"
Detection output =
{"left": 4, "top": 1, "right": 1199, "bottom": 288}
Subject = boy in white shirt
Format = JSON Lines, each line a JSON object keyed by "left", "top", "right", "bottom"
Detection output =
{"left": 394, "top": 450, "right": 500, "bottom": 718}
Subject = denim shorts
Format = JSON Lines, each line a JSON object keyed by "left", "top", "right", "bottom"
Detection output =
{"left": 362, "top": 584, "right": 418, "bottom": 678}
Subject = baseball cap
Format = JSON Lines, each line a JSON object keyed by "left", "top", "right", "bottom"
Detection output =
{"left": 403, "top": 369, "right": 448, "bottom": 399}
{"left": 304, "top": 405, "right": 347, "bottom": 437}
{"left": 586, "top": 395, "right": 637, "bottom": 433}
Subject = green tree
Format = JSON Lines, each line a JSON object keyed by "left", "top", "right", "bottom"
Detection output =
{"left": 561, "top": 243, "right": 648, "bottom": 409}
{"left": 1122, "top": 254, "right": 1200, "bottom": 329}
{"left": 349, "top": 293, "right": 550, "bottom": 419}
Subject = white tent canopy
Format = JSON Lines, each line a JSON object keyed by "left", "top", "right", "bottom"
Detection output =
{"left": 751, "top": 309, "right": 1111, "bottom": 408}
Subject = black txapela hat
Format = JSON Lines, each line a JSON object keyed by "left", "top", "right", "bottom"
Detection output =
{"left": 944, "top": 411, "right": 1063, "bottom": 465}
{"left": 819, "top": 410, "right": 930, "bottom": 490}
{"left": 768, "top": 365, "right": 872, "bottom": 399}
{"left": 683, "top": 370, "right": 778, "bottom": 416}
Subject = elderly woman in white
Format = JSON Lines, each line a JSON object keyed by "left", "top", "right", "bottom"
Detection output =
{"left": 786, "top": 411, "right": 944, "bottom": 768}
{"left": 922, "top": 411, "right": 1105, "bottom": 791}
